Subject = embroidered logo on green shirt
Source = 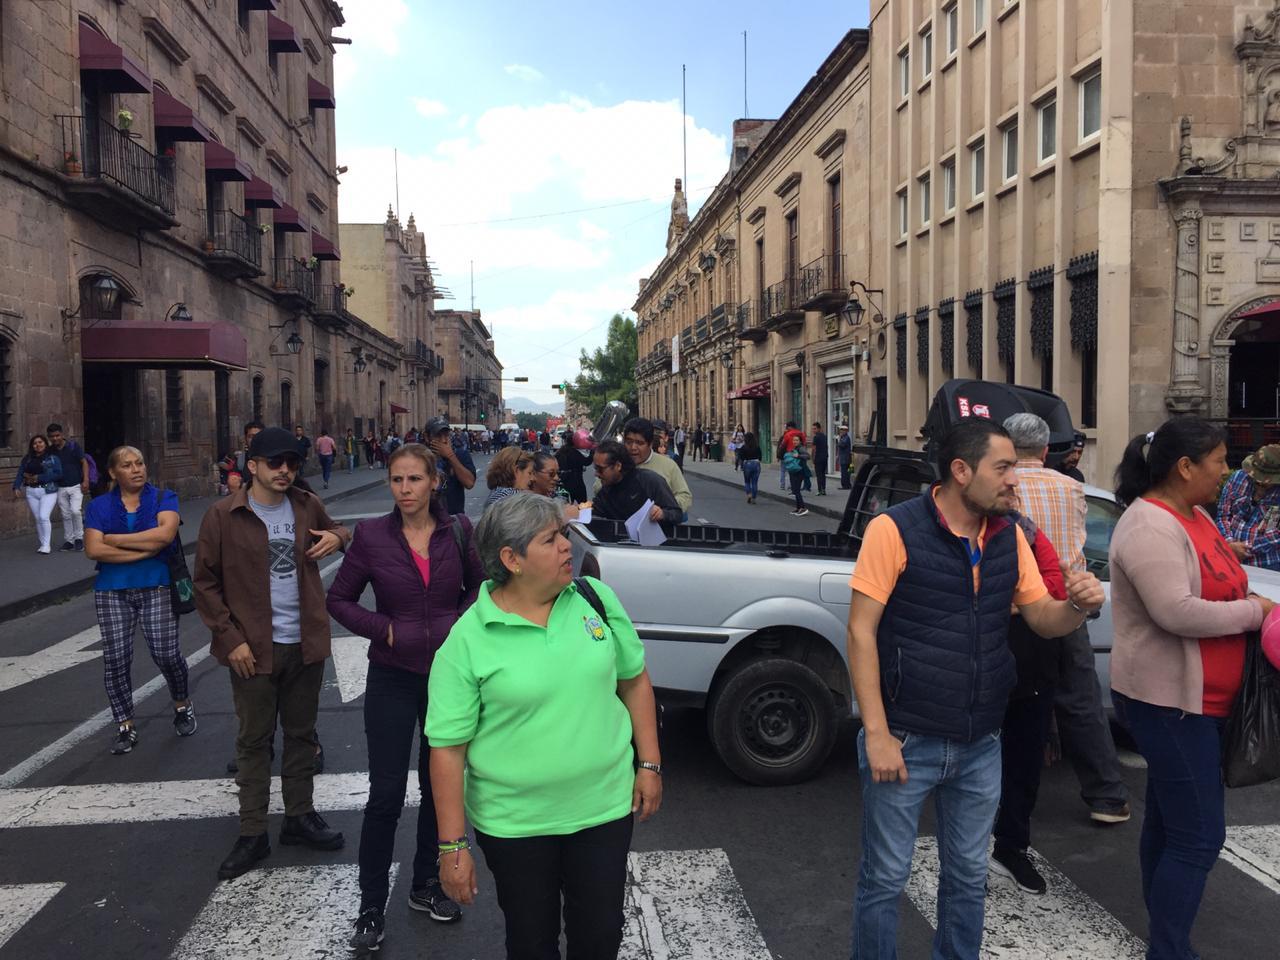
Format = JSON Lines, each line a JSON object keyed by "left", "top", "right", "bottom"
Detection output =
{"left": 584, "top": 616, "right": 606, "bottom": 641}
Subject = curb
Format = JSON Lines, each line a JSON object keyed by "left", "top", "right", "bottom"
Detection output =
{"left": 0, "top": 477, "right": 386, "bottom": 625}
{"left": 682, "top": 466, "right": 845, "bottom": 521}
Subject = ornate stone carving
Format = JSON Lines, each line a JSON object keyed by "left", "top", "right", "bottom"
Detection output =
{"left": 1167, "top": 205, "right": 1206, "bottom": 413}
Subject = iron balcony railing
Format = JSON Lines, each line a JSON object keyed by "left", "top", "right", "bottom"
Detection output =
{"left": 272, "top": 257, "right": 317, "bottom": 303}
{"left": 694, "top": 316, "right": 709, "bottom": 341}
{"left": 764, "top": 278, "right": 804, "bottom": 323}
{"left": 1206, "top": 418, "right": 1280, "bottom": 467}
{"left": 201, "top": 208, "right": 261, "bottom": 268}
{"left": 736, "top": 300, "right": 766, "bottom": 339}
{"left": 59, "top": 113, "right": 175, "bottom": 214}
{"left": 799, "top": 253, "right": 846, "bottom": 308}
{"left": 681, "top": 325, "right": 694, "bottom": 351}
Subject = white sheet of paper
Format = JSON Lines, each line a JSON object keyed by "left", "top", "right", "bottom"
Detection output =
{"left": 624, "top": 499, "right": 667, "bottom": 546}
{"left": 574, "top": 507, "right": 592, "bottom": 524}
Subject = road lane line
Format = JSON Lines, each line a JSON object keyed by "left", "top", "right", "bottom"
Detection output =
{"left": 0, "top": 626, "right": 102, "bottom": 695}
{"left": 620, "top": 848, "right": 771, "bottom": 960}
{"left": 0, "top": 645, "right": 212, "bottom": 790}
{"left": 170, "top": 863, "right": 397, "bottom": 960}
{"left": 0, "top": 771, "right": 414, "bottom": 828}
{"left": 1221, "top": 825, "right": 1280, "bottom": 896}
{"left": 905, "top": 838, "right": 1145, "bottom": 959}
{"left": 0, "top": 883, "right": 65, "bottom": 949}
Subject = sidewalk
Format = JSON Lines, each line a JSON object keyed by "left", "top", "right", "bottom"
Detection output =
{"left": 679, "top": 457, "right": 849, "bottom": 521}
{"left": 0, "top": 466, "right": 386, "bottom": 625}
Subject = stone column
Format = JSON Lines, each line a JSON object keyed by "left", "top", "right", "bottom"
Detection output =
{"left": 1166, "top": 206, "right": 1207, "bottom": 414}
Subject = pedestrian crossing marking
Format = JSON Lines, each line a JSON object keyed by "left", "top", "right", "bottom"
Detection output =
{"left": 0, "top": 626, "right": 101, "bottom": 695}
{"left": 1221, "top": 825, "right": 1280, "bottom": 896}
{"left": 170, "top": 863, "right": 397, "bottom": 960}
{"left": 0, "top": 882, "right": 64, "bottom": 949}
{"left": 0, "top": 772, "right": 410, "bottom": 829}
{"left": 328, "top": 635, "right": 369, "bottom": 703}
{"left": 620, "top": 849, "right": 770, "bottom": 960}
{"left": 905, "top": 838, "right": 1146, "bottom": 959}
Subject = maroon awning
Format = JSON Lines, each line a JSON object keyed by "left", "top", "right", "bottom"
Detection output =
{"left": 78, "top": 23, "right": 151, "bottom": 94}
{"left": 1236, "top": 300, "right": 1280, "bottom": 322}
{"left": 389, "top": 402, "right": 410, "bottom": 415}
{"left": 154, "top": 89, "right": 214, "bottom": 143}
{"left": 307, "top": 76, "right": 336, "bottom": 110}
{"left": 244, "top": 176, "right": 284, "bottom": 209}
{"left": 310, "top": 230, "right": 340, "bottom": 260}
{"left": 727, "top": 378, "right": 771, "bottom": 400}
{"left": 272, "top": 202, "right": 311, "bottom": 233}
{"left": 203, "top": 141, "right": 253, "bottom": 182}
{"left": 81, "top": 322, "right": 248, "bottom": 371}
{"left": 266, "top": 14, "right": 303, "bottom": 53}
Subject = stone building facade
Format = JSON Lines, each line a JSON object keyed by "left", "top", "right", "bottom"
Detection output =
{"left": 434, "top": 310, "right": 504, "bottom": 428}
{"left": 339, "top": 209, "right": 443, "bottom": 431}
{"left": 0, "top": 0, "right": 409, "bottom": 536}
{"left": 636, "top": 1, "right": 1280, "bottom": 484}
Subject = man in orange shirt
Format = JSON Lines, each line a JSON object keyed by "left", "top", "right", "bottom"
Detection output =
{"left": 846, "top": 418, "right": 1104, "bottom": 960}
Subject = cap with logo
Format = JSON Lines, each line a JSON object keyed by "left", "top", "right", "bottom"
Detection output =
{"left": 424, "top": 416, "right": 451, "bottom": 436}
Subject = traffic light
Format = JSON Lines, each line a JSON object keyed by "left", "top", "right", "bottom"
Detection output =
{"left": 551, "top": 382, "right": 565, "bottom": 396}
{"left": 479, "top": 411, "right": 486, "bottom": 421}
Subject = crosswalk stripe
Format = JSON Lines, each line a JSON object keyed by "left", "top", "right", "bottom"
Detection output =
{"left": 1221, "top": 825, "right": 1280, "bottom": 896}
{"left": 329, "top": 635, "right": 370, "bottom": 703}
{"left": 170, "top": 863, "right": 397, "bottom": 959}
{"left": 0, "top": 772, "right": 408, "bottom": 828}
{"left": 905, "top": 838, "right": 1146, "bottom": 959}
{"left": 0, "top": 883, "right": 65, "bottom": 949}
{"left": 0, "top": 626, "right": 102, "bottom": 695}
{"left": 620, "top": 849, "right": 770, "bottom": 960}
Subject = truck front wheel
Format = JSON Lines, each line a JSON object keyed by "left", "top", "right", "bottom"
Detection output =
{"left": 707, "top": 657, "right": 838, "bottom": 786}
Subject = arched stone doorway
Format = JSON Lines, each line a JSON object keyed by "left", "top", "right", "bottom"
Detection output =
{"left": 1210, "top": 295, "right": 1280, "bottom": 419}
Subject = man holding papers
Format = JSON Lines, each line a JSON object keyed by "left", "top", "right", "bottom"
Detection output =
{"left": 592, "top": 440, "right": 683, "bottom": 528}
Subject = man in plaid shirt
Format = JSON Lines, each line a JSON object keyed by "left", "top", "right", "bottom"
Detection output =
{"left": 1217, "top": 444, "right": 1280, "bottom": 570}
{"left": 1003, "top": 414, "right": 1130, "bottom": 828}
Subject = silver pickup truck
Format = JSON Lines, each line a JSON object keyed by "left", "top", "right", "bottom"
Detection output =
{"left": 569, "top": 381, "right": 1280, "bottom": 787}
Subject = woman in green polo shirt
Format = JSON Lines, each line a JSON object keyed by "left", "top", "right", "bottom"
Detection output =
{"left": 427, "top": 492, "right": 662, "bottom": 960}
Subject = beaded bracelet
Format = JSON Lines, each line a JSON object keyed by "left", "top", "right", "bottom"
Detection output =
{"left": 438, "top": 836, "right": 471, "bottom": 854}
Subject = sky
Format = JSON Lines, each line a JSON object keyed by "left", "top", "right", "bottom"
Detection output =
{"left": 333, "top": 0, "right": 872, "bottom": 407}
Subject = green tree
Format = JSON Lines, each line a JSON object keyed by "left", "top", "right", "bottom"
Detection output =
{"left": 514, "top": 411, "right": 546, "bottom": 432}
{"left": 572, "top": 313, "right": 638, "bottom": 415}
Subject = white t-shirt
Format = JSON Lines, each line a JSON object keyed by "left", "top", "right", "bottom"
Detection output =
{"left": 247, "top": 494, "right": 301, "bottom": 644}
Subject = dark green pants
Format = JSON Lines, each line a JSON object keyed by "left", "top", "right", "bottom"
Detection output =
{"left": 230, "top": 642, "right": 323, "bottom": 836}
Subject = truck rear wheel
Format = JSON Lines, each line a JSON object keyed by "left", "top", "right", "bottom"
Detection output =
{"left": 707, "top": 657, "right": 838, "bottom": 786}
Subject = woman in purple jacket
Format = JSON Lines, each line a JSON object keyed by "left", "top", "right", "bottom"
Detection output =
{"left": 327, "top": 443, "right": 485, "bottom": 955}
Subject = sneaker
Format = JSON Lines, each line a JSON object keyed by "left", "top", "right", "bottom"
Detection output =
{"left": 408, "top": 879, "right": 462, "bottom": 922}
{"left": 990, "top": 846, "right": 1047, "bottom": 895}
{"left": 74, "top": 538, "right": 84, "bottom": 550}
{"left": 793, "top": 508, "right": 809, "bottom": 517}
{"left": 110, "top": 724, "right": 138, "bottom": 755}
{"left": 173, "top": 704, "right": 197, "bottom": 737}
{"left": 59, "top": 541, "right": 75, "bottom": 552}
{"left": 1089, "top": 801, "right": 1131, "bottom": 825}
{"left": 37, "top": 546, "right": 50, "bottom": 554}
{"left": 349, "top": 907, "right": 385, "bottom": 954}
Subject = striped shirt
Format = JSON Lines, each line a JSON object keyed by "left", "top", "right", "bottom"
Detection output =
{"left": 1011, "top": 458, "right": 1087, "bottom": 572}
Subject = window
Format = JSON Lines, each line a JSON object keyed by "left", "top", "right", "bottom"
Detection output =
{"left": 280, "top": 381, "right": 292, "bottom": 427}
{"left": 1080, "top": 69, "right": 1102, "bottom": 140}
{"left": 921, "top": 27, "right": 933, "bottom": 80}
{"left": 971, "top": 139, "right": 985, "bottom": 198}
{"left": 942, "top": 159, "right": 956, "bottom": 213}
{"left": 268, "top": 48, "right": 279, "bottom": 78}
{"left": 755, "top": 237, "right": 765, "bottom": 304}
{"left": 0, "top": 336, "right": 11, "bottom": 449}
{"left": 314, "top": 359, "right": 328, "bottom": 427}
{"left": 919, "top": 174, "right": 931, "bottom": 226}
{"left": 1002, "top": 122, "right": 1019, "bottom": 181}
{"left": 974, "top": 0, "right": 986, "bottom": 32}
{"left": 252, "top": 375, "right": 264, "bottom": 422}
{"left": 897, "top": 189, "right": 908, "bottom": 237}
{"left": 1038, "top": 98, "right": 1057, "bottom": 162}
{"left": 945, "top": 4, "right": 959, "bottom": 55}
{"left": 237, "top": 0, "right": 251, "bottom": 31}
{"left": 786, "top": 212, "right": 798, "bottom": 283}
{"left": 829, "top": 174, "right": 843, "bottom": 269}
{"left": 165, "top": 370, "right": 184, "bottom": 443}
{"left": 899, "top": 49, "right": 910, "bottom": 98}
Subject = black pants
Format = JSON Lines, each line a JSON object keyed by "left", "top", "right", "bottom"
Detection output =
{"left": 814, "top": 458, "right": 828, "bottom": 494}
{"left": 476, "top": 814, "right": 634, "bottom": 960}
{"left": 994, "top": 689, "right": 1055, "bottom": 852}
{"left": 839, "top": 460, "right": 852, "bottom": 488}
{"left": 789, "top": 469, "right": 806, "bottom": 509}
{"left": 358, "top": 662, "right": 439, "bottom": 910}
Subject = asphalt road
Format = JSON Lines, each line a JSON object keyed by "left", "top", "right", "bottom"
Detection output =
{"left": 2, "top": 461, "right": 1279, "bottom": 959}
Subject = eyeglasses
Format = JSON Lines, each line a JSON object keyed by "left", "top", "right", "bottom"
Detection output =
{"left": 592, "top": 463, "right": 615, "bottom": 474}
{"left": 264, "top": 456, "right": 301, "bottom": 471}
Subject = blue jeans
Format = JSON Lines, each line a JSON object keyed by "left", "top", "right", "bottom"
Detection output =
{"left": 742, "top": 459, "right": 760, "bottom": 498}
{"left": 319, "top": 453, "right": 334, "bottom": 485}
{"left": 1113, "top": 692, "right": 1225, "bottom": 960}
{"left": 852, "top": 727, "right": 1003, "bottom": 960}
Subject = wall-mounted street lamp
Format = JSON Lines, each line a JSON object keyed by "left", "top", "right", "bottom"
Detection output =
{"left": 269, "top": 316, "right": 304, "bottom": 355}
{"left": 164, "top": 302, "right": 193, "bottom": 323}
{"left": 351, "top": 346, "right": 368, "bottom": 374}
{"left": 842, "top": 280, "right": 886, "bottom": 327}
{"left": 60, "top": 275, "right": 123, "bottom": 341}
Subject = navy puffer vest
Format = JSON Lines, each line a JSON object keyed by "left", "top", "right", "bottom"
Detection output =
{"left": 875, "top": 491, "right": 1020, "bottom": 741}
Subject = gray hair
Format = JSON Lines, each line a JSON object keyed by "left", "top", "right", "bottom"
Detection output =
{"left": 475, "top": 491, "right": 564, "bottom": 585}
{"left": 1003, "top": 412, "right": 1051, "bottom": 455}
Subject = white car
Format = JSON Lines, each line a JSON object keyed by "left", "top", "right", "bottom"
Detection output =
{"left": 1081, "top": 484, "right": 1280, "bottom": 703}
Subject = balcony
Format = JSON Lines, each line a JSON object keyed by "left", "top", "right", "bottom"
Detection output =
{"left": 413, "top": 338, "right": 440, "bottom": 375}
{"left": 680, "top": 325, "right": 694, "bottom": 352}
{"left": 59, "top": 114, "right": 177, "bottom": 229}
{"left": 271, "top": 257, "right": 316, "bottom": 309}
{"left": 736, "top": 300, "right": 767, "bottom": 342}
{"left": 200, "top": 209, "right": 263, "bottom": 278}
{"left": 694, "top": 316, "right": 709, "bottom": 342}
{"left": 710, "top": 302, "right": 732, "bottom": 339}
{"left": 799, "top": 253, "right": 847, "bottom": 312}
{"left": 763, "top": 279, "right": 806, "bottom": 332}
{"left": 311, "top": 284, "right": 358, "bottom": 330}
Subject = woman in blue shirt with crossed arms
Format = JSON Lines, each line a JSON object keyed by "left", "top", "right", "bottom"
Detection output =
{"left": 84, "top": 445, "right": 196, "bottom": 755}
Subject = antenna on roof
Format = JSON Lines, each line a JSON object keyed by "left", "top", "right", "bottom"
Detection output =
{"left": 743, "top": 31, "right": 749, "bottom": 116}
{"left": 682, "top": 64, "right": 688, "bottom": 195}
{"left": 394, "top": 148, "right": 400, "bottom": 220}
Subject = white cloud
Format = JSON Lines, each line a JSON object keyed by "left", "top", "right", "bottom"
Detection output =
{"left": 413, "top": 98, "right": 449, "bottom": 118}
{"left": 578, "top": 219, "right": 610, "bottom": 242}
{"left": 504, "top": 63, "right": 545, "bottom": 83}
{"left": 333, "top": 0, "right": 411, "bottom": 92}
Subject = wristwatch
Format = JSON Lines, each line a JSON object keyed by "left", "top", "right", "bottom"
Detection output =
{"left": 638, "top": 761, "right": 662, "bottom": 775}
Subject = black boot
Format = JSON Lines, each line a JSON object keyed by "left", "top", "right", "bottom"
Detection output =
{"left": 280, "top": 811, "right": 344, "bottom": 850}
{"left": 218, "top": 834, "right": 270, "bottom": 880}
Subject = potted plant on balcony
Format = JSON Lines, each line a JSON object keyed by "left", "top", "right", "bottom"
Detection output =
{"left": 306, "top": 255, "right": 319, "bottom": 271}
{"left": 342, "top": 285, "right": 355, "bottom": 298}
{"left": 116, "top": 108, "right": 133, "bottom": 132}
{"left": 257, "top": 223, "right": 271, "bottom": 235}
{"left": 63, "top": 150, "right": 81, "bottom": 176}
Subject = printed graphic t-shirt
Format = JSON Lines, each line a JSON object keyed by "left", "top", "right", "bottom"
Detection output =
{"left": 248, "top": 494, "right": 301, "bottom": 644}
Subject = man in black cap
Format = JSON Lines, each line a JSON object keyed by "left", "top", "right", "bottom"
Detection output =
{"left": 1055, "top": 432, "right": 1086, "bottom": 482}
{"left": 424, "top": 416, "right": 476, "bottom": 515}
{"left": 194, "top": 426, "right": 352, "bottom": 880}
